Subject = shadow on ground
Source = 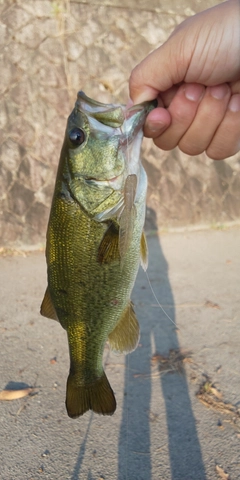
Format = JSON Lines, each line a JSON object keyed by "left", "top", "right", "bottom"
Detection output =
{"left": 118, "top": 228, "right": 206, "bottom": 480}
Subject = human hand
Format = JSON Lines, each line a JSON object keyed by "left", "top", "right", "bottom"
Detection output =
{"left": 129, "top": 0, "right": 240, "bottom": 160}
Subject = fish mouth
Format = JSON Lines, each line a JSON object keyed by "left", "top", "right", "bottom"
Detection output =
{"left": 84, "top": 173, "right": 124, "bottom": 190}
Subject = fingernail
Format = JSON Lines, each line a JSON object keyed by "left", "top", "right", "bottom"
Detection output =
{"left": 147, "top": 120, "right": 167, "bottom": 135}
{"left": 228, "top": 94, "right": 240, "bottom": 112}
{"left": 209, "top": 84, "right": 229, "bottom": 99}
{"left": 148, "top": 123, "right": 164, "bottom": 133}
{"left": 184, "top": 84, "right": 204, "bottom": 102}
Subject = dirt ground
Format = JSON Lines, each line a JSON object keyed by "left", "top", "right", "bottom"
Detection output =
{"left": 0, "top": 227, "right": 240, "bottom": 480}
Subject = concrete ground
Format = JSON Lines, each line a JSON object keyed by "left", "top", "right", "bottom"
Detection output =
{"left": 0, "top": 227, "right": 240, "bottom": 480}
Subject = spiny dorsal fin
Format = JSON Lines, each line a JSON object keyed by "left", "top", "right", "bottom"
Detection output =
{"left": 66, "top": 371, "right": 116, "bottom": 418}
{"left": 40, "top": 287, "right": 59, "bottom": 321}
{"left": 108, "top": 302, "right": 140, "bottom": 353}
{"left": 140, "top": 231, "right": 148, "bottom": 271}
{"left": 97, "top": 223, "right": 120, "bottom": 264}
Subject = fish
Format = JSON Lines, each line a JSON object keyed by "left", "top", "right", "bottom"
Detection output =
{"left": 40, "top": 91, "right": 156, "bottom": 418}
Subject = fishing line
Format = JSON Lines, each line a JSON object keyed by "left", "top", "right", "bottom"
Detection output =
{"left": 125, "top": 350, "right": 130, "bottom": 480}
{"left": 123, "top": 103, "right": 131, "bottom": 480}
{"left": 144, "top": 269, "right": 177, "bottom": 328}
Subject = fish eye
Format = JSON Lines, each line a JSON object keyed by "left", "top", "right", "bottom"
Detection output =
{"left": 69, "top": 127, "right": 85, "bottom": 147}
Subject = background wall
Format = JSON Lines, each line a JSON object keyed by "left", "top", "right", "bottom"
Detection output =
{"left": 0, "top": 0, "right": 239, "bottom": 246}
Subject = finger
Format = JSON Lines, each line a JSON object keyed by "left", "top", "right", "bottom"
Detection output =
{"left": 206, "top": 94, "right": 240, "bottom": 160}
{"left": 161, "top": 84, "right": 182, "bottom": 108}
{"left": 230, "top": 79, "right": 240, "bottom": 94}
{"left": 129, "top": 39, "right": 189, "bottom": 104}
{"left": 153, "top": 83, "right": 205, "bottom": 150}
{"left": 178, "top": 84, "right": 231, "bottom": 155}
{"left": 143, "top": 107, "right": 171, "bottom": 138}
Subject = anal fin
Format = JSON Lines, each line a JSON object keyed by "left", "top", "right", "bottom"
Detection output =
{"left": 108, "top": 302, "right": 140, "bottom": 353}
{"left": 40, "top": 287, "right": 59, "bottom": 321}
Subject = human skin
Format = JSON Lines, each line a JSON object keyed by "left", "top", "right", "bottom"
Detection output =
{"left": 129, "top": 0, "right": 240, "bottom": 160}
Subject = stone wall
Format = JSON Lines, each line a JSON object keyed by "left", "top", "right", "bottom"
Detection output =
{"left": 0, "top": 0, "right": 239, "bottom": 246}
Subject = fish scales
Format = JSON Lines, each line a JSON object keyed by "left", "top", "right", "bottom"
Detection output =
{"left": 41, "top": 92, "right": 156, "bottom": 418}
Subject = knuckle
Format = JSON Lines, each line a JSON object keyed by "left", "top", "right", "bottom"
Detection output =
{"left": 172, "top": 103, "right": 189, "bottom": 123}
{"left": 178, "top": 135, "right": 203, "bottom": 156}
{"left": 129, "top": 65, "right": 145, "bottom": 91}
{"left": 206, "top": 139, "right": 232, "bottom": 159}
{"left": 179, "top": 142, "right": 202, "bottom": 156}
{"left": 129, "top": 67, "right": 138, "bottom": 87}
{"left": 206, "top": 145, "right": 237, "bottom": 160}
{"left": 205, "top": 149, "right": 225, "bottom": 160}
{"left": 207, "top": 126, "right": 240, "bottom": 159}
{"left": 153, "top": 136, "right": 175, "bottom": 151}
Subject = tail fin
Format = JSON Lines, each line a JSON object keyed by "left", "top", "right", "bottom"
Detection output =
{"left": 66, "top": 371, "right": 116, "bottom": 418}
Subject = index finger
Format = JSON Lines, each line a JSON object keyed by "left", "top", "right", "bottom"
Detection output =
{"left": 129, "top": 39, "right": 187, "bottom": 104}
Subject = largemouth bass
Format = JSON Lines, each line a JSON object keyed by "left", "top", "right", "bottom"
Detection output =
{"left": 40, "top": 92, "right": 156, "bottom": 418}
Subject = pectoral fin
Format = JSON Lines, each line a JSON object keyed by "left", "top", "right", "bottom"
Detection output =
{"left": 119, "top": 204, "right": 136, "bottom": 259}
{"left": 140, "top": 231, "right": 148, "bottom": 271}
{"left": 108, "top": 302, "right": 140, "bottom": 353}
{"left": 118, "top": 175, "right": 137, "bottom": 259}
{"left": 97, "top": 223, "right": 120, "bottom": 264}
{"left": 40, "top": 287, "right": 59, "bottom": 321}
